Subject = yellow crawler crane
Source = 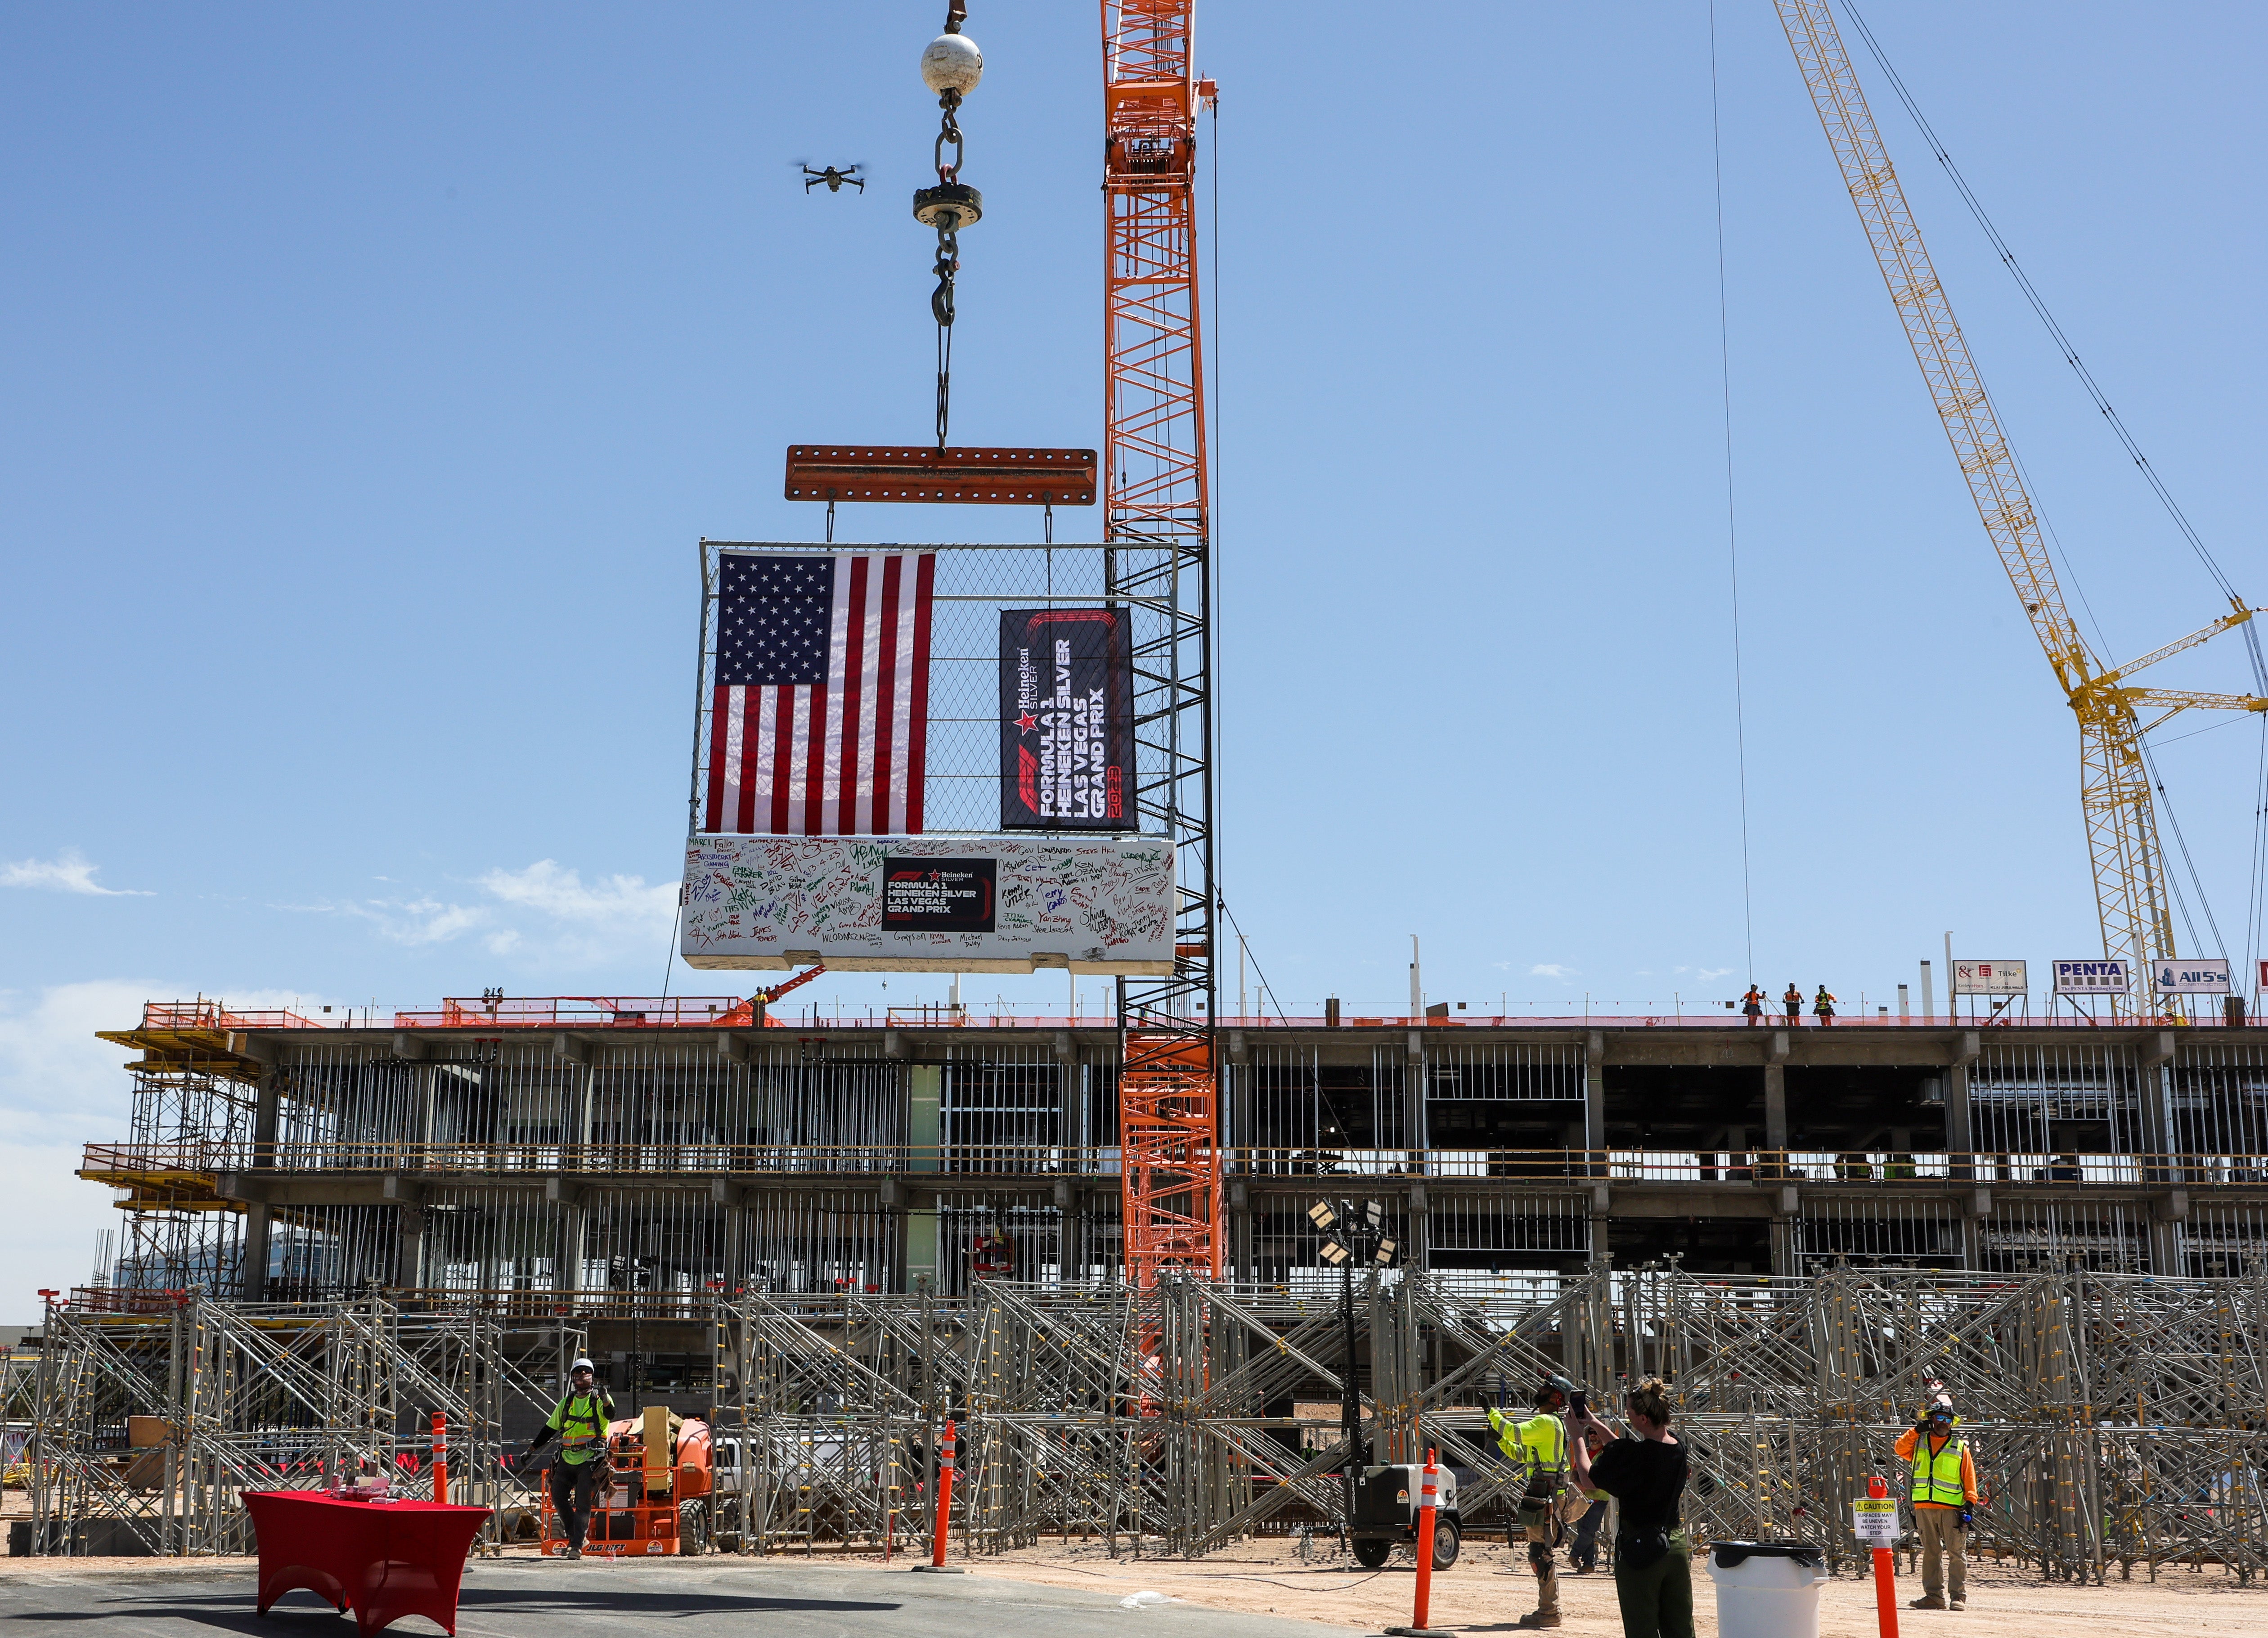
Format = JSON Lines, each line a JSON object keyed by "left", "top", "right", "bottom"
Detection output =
{"left": 1774, "top": 0, "right": 2267, "bottom": 1010}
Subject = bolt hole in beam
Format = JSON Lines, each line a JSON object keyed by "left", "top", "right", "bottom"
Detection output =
{"left": 784, "top": 446, "right": 1097, "bottom": 507}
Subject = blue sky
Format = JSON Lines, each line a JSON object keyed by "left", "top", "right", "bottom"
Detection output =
{"left": 4, "top": 3, "right": 2263, "bottom": 1311}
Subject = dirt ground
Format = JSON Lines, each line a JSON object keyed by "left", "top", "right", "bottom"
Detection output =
{"left": 0, "top": 1537, "right": 2260, "bottom": 1635}
{"left": 943, "top": 1535, "right": 2268, "bottom": 1637}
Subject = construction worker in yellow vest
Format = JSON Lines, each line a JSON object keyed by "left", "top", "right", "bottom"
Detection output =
{"left": 525, "top": 1358, "right": 616, "bottom": 1560}
{"left": 1487, "top": 1379, "right": 1571, "bottom": 1628}
{"left": 1893, "top": 1395, "right": 1978, "bottom": 1610}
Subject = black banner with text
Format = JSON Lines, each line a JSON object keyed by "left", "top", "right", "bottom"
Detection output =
{"left": 998, "top": 609, "right": 1133, "bottom": 829}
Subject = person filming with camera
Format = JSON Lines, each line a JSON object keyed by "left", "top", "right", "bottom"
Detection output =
{"left": 1894, "top": 1390, "right": 1979, "bottom": 1611}
{"left": 1569, "top": 1376, "right": 1693, "bottom": 1638}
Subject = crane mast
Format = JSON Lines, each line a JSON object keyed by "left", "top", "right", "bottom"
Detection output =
{"left": 1774, "top": 0, "right": 2264, "bottom": 1010}
{"left": 1103, "top": 0, "right": 1222, "bottom": 1285}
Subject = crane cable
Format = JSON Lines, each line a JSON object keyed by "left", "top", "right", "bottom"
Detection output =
{"left": 1844, "top": 0, "right": 2262, "bottom": 987}
{"left": 1707, "top": 0, "right": 1757, "bottom": 988}
{"left": 915, "top": 3, "right": 982, "bottom": 452}
{"left": 2250, "top": 719, "right": 2268, "bottom": 1007}
{"left": 1842, "top": 0, "right": 2261, "bottom": 682}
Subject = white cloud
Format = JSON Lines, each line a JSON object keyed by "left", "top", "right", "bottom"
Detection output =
{"left": 1528, "top": 963, "right": 1577, "bottom": 980}
{"left": 375, "top": 898, "right": 491, "bottom": 946}
{"left": 478, "top": 860, "right": 676, "bottom": 929}
{"left": 0, "top": 980, "right": 197, "bottom": 1323}
{"left": 1, "top": 849, "right": 151, "bottom": 896}
{"left": 0, "top": 979, "right": 162, "bottom": 1130}
{"left": 287, "top": 859, "right": 678, "bottom": 968}
{"left": 0, "top": 981, "right": 333, "bottom": 1324}
{"left": 477, "top": 861, "right": 677, "bottom": 964}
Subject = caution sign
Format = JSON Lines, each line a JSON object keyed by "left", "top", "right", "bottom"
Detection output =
{"left": 1851, "top": 1496, "right": 1900, "bottom": 1548}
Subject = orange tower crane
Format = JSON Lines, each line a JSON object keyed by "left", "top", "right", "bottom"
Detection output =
{"left": 1102, "top": 0, "right": 1223, "bottom": 1286}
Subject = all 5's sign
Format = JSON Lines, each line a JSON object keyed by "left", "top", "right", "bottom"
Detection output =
{"left": 2155, "top": 960, "right": 2232, "bottom": 994}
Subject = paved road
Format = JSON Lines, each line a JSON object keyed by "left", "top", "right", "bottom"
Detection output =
{"left": 0, "top": 1557, "right": 1356, "bottom": 1637}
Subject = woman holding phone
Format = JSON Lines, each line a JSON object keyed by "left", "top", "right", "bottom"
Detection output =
{"left": 1569, "top": 1376, "right": 1693, "bottom": 1638}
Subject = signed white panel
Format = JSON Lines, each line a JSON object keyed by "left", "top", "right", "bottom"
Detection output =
{"left": 680, "top": 832, "right": 1174, "bottom": 973}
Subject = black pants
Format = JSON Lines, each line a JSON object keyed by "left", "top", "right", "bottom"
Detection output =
{"left": 549, "top": 1458, "right": 604, "bottom": 1551}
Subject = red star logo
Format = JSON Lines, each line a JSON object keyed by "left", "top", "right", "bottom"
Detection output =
{"left": 1015, "top": 713, "right": 1038, "bottom": 733}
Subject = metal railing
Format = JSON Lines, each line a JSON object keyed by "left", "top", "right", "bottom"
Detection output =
{"left": 78, "top": 1140, "right": 2268, "bottom": 1187}
{"left": 130, "top": 997, "right": 2264, "bottom": 1034}
{"left": 139, "top": 1000, "right": 322, "bottom": 1032}
{"left": 393, "top": 996, "right": 754, "bottom": 1028}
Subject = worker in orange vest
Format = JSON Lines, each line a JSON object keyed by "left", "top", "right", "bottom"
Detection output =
{"left": 1813, "top": 985, "right": 1837, "bottom": 1026}
{"left": 1740, "top": 986, "right": 1765, "bottom": 1026}
{"left": 1894, "top": 1395, "right": 1979, "bottom": 1611}
{"left": 1781, "top": 984, "right": 1803, "bottom": 1025}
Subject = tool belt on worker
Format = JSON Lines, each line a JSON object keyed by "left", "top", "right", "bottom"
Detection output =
{"left": 552, "top": 1391, "right": 613, "bottom": 1465}
{"left": 1515, "top": 1465, "right": 1564, "bottom": 1529}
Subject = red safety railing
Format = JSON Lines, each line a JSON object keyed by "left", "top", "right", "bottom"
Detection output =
{"left": 395, "top": 997, "right": 754, "bottom": 1028}
{"left": 1204, "top": 1012, "right": 2258, "bottom": 1030}
{"left": 126, "top": 998, "right": 2259, "bottom": 1034}
{"left": 63, "top": 1286, "right": 188, "bottom": 1314}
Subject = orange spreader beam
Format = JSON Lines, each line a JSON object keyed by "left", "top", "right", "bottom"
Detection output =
{"left": 1104, "top": 0, "right": 1220, "bottom": 1289}
{"left": 784, "top": 446, "right": 1096, "bottom": 507}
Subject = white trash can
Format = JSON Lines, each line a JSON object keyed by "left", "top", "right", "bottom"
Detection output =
{"left": 1705, "top": 1541, "right": 1829, "bottom": 1638}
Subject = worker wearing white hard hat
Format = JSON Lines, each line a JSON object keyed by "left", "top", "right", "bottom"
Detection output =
{"left": 526, "top": 1358, "right": 615, "bottom": 1559}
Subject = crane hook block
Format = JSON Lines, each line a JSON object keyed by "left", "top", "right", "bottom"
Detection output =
{"left": 915, "top": 182, "right": 983, "bottom": 229}
{"left": 785, "top": 446, "right": 1096, "bottom": 507}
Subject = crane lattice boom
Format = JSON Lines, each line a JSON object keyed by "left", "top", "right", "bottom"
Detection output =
{"left": 1774, "top": 0, "right": 2265, "bottom": 1006}
{"left": 1105, "top": 0, "right": 1221, "bottom": 1284}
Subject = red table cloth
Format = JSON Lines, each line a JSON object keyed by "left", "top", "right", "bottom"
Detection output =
{"left": 244, "top": 1491, "right": 490, "bottom": 1636}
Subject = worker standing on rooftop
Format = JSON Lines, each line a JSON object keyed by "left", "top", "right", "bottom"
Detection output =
{"left": 1740, "top": 985, "right": 1765, "bottom": 1026}
{"left": 1813, "top": 985, "right": 1837, "bottom": 1026}
{"left": 1488, "top": 1377, "right": 1572, "bottom": 1628}
{"left": 1782, "top": 983, "right": 1803, "bottom": 1026}
{"left": 1895, "top": 1394, "right": 1979, "bottom": 1611}
{"left": 525, "top": 1358, "right": 615, "bottom": 1560}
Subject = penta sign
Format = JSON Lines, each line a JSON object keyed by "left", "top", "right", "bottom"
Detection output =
{"left": 2052, "top": 959, "right": 2129, "bottom": 994}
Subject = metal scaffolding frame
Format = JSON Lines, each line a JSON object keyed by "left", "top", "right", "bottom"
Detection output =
{"left": 29, "top": 1269, "right": 2264, "bottom": 1584}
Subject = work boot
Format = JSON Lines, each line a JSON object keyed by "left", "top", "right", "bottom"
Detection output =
{"left": 1950, "top": 1598, "right": 1967, "bottom": 1611}
{"left": 562, "top": 1546, "right": 582, "bottom": 1561}
{"left": 1909, "top": 1593, "right": 1945, "bottom": 1610}
{"left": 1522, "top": 1616, "right": 1562, "bottom": 1631}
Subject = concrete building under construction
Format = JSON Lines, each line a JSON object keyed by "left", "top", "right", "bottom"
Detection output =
{"left": 37, "top": 996, "right": 2266, "bottom": 1576}
{"left": 85, "top": 999, "right": 2268, "bottom": 1317}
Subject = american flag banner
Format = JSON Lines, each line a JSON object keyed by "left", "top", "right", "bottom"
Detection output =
{"left": 704, "top": 552, "right": 935, "bottom": 835}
